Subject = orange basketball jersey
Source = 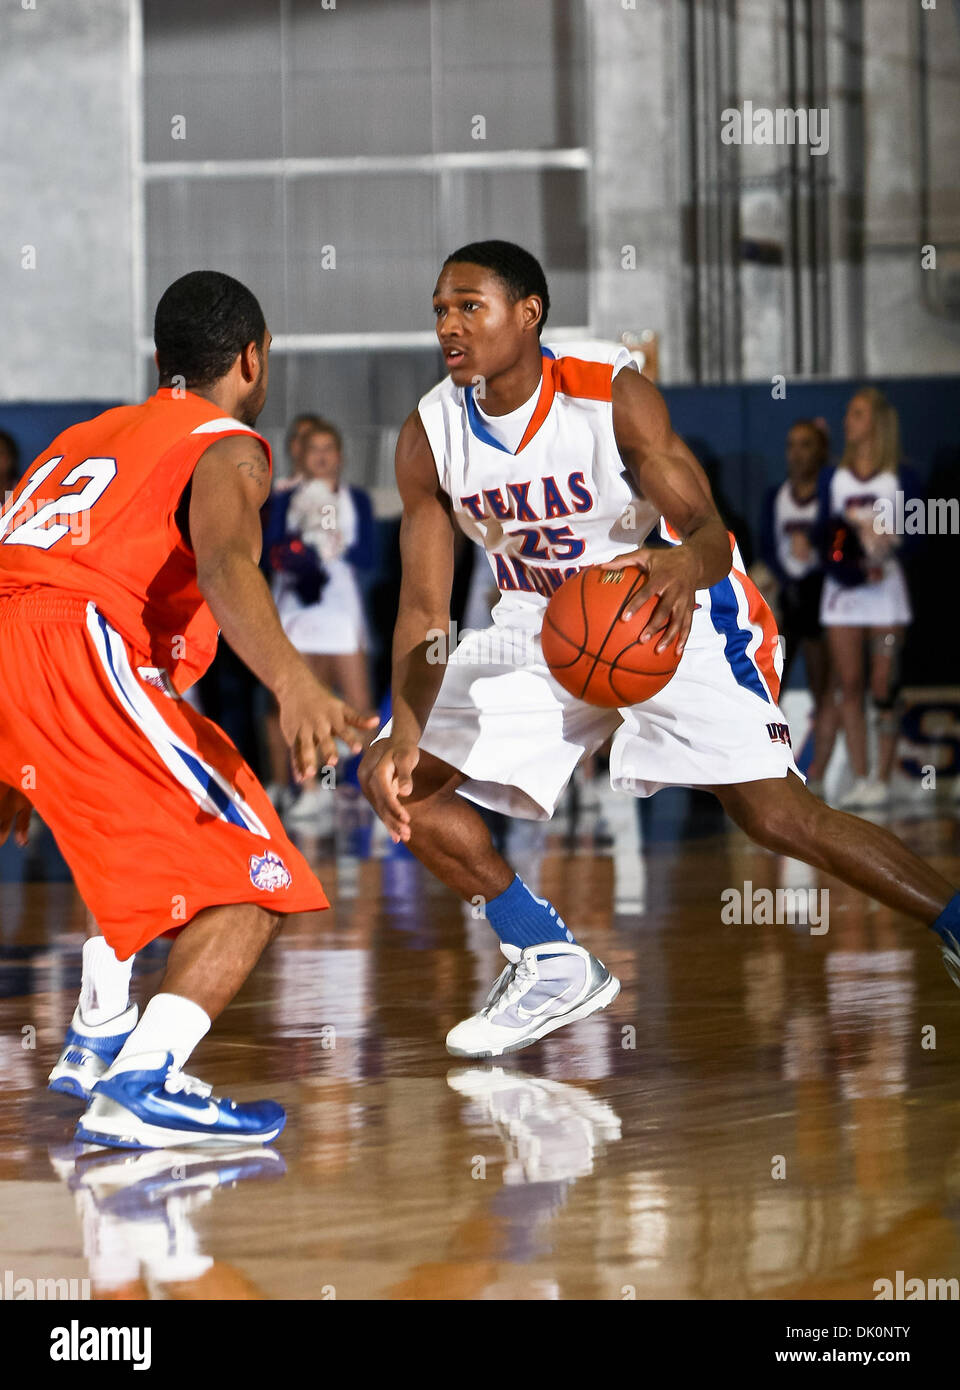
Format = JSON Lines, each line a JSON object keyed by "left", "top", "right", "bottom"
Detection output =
{"left": 0, "top": 389, "right": 271, "bottom": 690}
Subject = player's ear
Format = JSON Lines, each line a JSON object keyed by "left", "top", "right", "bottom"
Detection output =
{"left": 522, "top": 295, "right": 543, "bottom": 334}
{"left": 239, "top": 339, "right": 260, "bottom": 383}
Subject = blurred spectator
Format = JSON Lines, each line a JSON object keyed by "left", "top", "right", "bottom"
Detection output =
{"left": 0, "top": 428, "right": 21, "bottom": 497}
{"left": 285, "top": 412, "right": 325, "bottom": 478}
{"left": 761, "top": 418, "right": 839, "bottom": 791}
{"left": 263, "top": 419, "right": 376, "bottom": 819}
{"left": 818, "top": 387, "right": 918, "bottom": 809}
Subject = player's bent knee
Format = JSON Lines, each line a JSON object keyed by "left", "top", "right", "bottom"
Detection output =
{"left": 717, "top": 777, "right": 816, "bottom": 852}
{"left": 406, "top": 751, "right": 465, "bottom": 808}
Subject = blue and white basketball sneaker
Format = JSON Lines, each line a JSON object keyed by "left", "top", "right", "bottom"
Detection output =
{"left": 76, "top": 1052, "right": 286, "bottom": 1150}
{"left": 48, "top": 1004, "right": 139, "bottom": 1101}
{"left": 445, "top": 941, "right": 620, "bottom": 1058}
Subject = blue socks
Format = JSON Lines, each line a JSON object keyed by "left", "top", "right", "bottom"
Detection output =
{"left": 931, "top": 892, "right": 960, "bottom": 944}
{"left": 484, "top": 875, "right": 575, "bottom": 950}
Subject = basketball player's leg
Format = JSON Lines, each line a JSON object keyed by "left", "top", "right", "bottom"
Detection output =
{"left": 364, "top": 627, "right": 621, "bottom": 1055}
{"left": 11, "top": 606, "right": 330, "bottom": 1145}
{"left": 96, "top": 903, "right": 281, "bottom": 1081}
{"left": 48, "top": 920, "right": 139, "bottom": 1099}
{"left": 49, "top": 910, "right": 250, "bottom": 1100}
{"left": 402, "top": 750, "right": 513, "bottom": 902}
{"left": 611, "top": 630, "right": 960, "bottom": 976}
{"left": 711, "top": 771, "right": 954, "bottom": 922}
{"left": 157, "top": 903, "right": 280, "bottom": 1018}
{"left": 398, "top": 750, "right": 619, "bottom": 1057}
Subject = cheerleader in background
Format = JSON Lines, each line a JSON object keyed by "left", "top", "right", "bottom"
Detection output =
{"left": 818, "top": 388, "right": 919, "bottom": 810}
{"left": 264, "top": 419, "right": 376, "bottom": 818}
{"left": 761, "top": 418, "right": 840, "bottom": 795}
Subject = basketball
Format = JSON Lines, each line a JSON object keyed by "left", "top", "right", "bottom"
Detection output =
{"left": 541, "top": 565, "right": 681, "bottom": 708}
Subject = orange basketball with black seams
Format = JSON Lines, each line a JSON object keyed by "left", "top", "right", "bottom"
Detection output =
{"left": 541, "top": 565, "right": 681, "bottom": 708}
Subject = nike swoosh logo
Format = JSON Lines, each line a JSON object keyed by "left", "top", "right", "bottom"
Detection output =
{"left": 516, "top": 982, "right": 577, "bottom": 1020}
{"left": 153, "top": 1094, "right": 221, "bottom": 1125}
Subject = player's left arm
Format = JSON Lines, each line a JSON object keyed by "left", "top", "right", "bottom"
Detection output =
{"left": 609, "top": 367, "right": 732, "bottom": 653}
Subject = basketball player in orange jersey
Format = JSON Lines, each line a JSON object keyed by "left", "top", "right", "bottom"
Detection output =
{"left": 361, "top": 240, "right": 960, "bottom": 1059}
{"left": 0, "top": 270, "right": 375, "bottom": 1147}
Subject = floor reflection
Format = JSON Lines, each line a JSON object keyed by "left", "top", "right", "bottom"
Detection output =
{"left": 2, "top": 787, "right": 960, "bottom": 1298}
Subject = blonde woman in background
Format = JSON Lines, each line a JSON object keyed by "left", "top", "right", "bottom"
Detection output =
{"left": 264, "top": 419, "right": 376, "bottom": 820}
{"left": 818, "top": 388, "right": 919, "bottom": 809}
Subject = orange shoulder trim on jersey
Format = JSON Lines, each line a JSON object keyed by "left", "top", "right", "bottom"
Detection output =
{"left": 516, "top": 355, "right": 614, "bottom": 454}
{"left": 552, "top": 355, "right": 615, "bottom": 403}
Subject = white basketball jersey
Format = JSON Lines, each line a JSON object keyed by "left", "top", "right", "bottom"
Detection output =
{"left": 417, "top": 341, "right": 783, "bottom": 707}
{"left": 418, "top": 342, "right": 658, "bottom": 631}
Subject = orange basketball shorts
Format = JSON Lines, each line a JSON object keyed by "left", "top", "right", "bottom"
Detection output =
{"left": 0, "top": 592, "right": 329, "bottom": 959}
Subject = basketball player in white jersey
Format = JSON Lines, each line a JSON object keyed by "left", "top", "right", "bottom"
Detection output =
{"left": 360, "top": 241, "right": 960, "bottom": 1058}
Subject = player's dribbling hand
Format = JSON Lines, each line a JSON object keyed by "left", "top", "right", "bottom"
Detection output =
{"left": 0, "top": 784, "right": 32, "bottom": 849}
{"left": 358, "top": 740, "right": 420, "bottom": 844}
{"left": 278, "top": 672, "right": 379, "bottom": 782}
{"left": 603, "top": 545, "right": 699, "bottom": 654}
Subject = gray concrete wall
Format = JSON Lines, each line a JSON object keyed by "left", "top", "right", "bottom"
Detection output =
{"left": 862, "top": 0, "right": 960, "bottom": 375}
{"left": 587, "top": 0, "right": 686, "bottom": 378}
{"left": 0, "top": 0, "right": 137, "bottom": 403}
{"left": 2, "top": 0, "right": 959, "bottom": 404}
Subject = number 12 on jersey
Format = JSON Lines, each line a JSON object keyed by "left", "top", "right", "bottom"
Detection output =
{"left": 0, "top": 455, "right": 118, "bottom": 550}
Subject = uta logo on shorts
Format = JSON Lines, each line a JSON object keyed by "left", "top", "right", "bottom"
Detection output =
{"left": 249, "top": 851, "right": 292, "bottom": 892}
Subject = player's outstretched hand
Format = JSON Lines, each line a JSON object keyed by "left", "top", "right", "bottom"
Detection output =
{"left": 359, "top": 740, "right": 420, "bottom": 844}
{"left": 602, "top": 545, "right": 699, "bottom": 655}
{"left": 277, "top": 669, "right": 379, "bottom": 782}
{"left": 0, "top": 784, "right": 32, "bottom": 849}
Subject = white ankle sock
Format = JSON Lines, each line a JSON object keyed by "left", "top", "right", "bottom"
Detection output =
{"left": 112, "top": 993, "right": 211, "bottom": 1073}
{"left": 80, "top": 937, "right": 135, "bottom": 1025}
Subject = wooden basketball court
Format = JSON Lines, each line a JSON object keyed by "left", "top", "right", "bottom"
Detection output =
{"left": 2, "top": 794, "right": 959, "bottom": 1301}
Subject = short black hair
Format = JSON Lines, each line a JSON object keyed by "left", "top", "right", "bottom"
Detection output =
{"left": 154, "top": 270, "right": 266, "bottom": 388}
{"left": 443, "top": 240, "right": 550, "bottom": 334}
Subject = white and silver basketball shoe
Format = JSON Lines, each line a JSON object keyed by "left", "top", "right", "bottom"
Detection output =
{"left": 445, "top": 941, "right": 620, "bottom": 1058}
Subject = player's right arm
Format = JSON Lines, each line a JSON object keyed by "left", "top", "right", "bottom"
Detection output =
{"left": 189, "top": 434, "right": 377, "bottom": 779}
{"left": 359, "top": 410, "right": 455, "bottom": 842}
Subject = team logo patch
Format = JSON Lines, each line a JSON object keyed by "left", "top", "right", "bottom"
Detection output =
{"left": 249, "top": 850, "right": 292, "bottom": 892}
{"left": 137, "top": 666, "right": 179, "bottom": 699}
{"left": 766, "top": 721, "right": 792, "bottom": 747}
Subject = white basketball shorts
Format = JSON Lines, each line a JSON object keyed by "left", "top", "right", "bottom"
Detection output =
{"left": 377, "top": 619, "right": 801, "bottom": 821}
